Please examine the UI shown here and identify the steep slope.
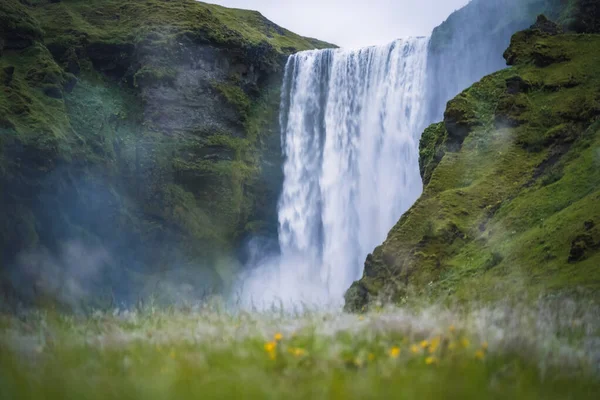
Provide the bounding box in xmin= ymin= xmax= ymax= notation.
xmin=346 ymin=15 xmax=600 ymax=311
xmin=426 ymin=0 xmax=598 ymax=122
xmin=0 ymin=0 xmax=334 ymax=306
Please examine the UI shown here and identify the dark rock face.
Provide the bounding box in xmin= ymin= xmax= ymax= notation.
xmin=0 ymin=0 xmax=333 ymax=307
xmin=43 ymin=85 xmax=62 ymax=99
xmin=531 ymin=14 xmax=563 ymax=35
xmin=139 ymin=44 xmax=246 ymax=137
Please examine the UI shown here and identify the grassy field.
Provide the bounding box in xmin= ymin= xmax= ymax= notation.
xmin=1 ymin=299 xmax=599 ymax=399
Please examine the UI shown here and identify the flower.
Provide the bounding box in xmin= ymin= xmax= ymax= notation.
xmin=449 ymin=325 xmax=456 ymax=333
xmin=264 ymin=341 xmax=277 ymax=360
xmin=274 ymin=333 xmax=283 ymax=341
xmin=461 ymin=338 xmax=471 ymax=348
xmin=288 ymin=347 xmax=305 ymax=357
xmin=481 ymin=341 xmax=489 ymax=350
xmin=425 ymin=356 xmax=438 ymax=365
xmin=368 ymin=353 xmax=375 ymax=361
xmin=169 ymin=350 xmax=176 ymax=359
xmin=410 ymin=344 xmax=420 ymax=354
xmin=264 ymin=341 xmax=277 ymax=352
xmin=475 ymin=350 xmax=485 ymax=360
xmin=448 ymin=342 xmax=457 ymax=351
xmin=420 ymin=340 xmax=429 ymax=349
xmin=389 ymin=347 xmax=401 ymax=358
xmin=429 ymin=337 xmax=441 ymax=353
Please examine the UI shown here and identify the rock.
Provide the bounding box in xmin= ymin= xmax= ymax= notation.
xmin=63 ymin=74 xmax=78 ymax=93
xmin=344 ymin=282 xmax=369 ymax=313
xmin=530 ymin=14 xmax=563 ymax=35
xmin=43 ymin=86 xmax=63 ymax=99
xmin=3 ymin=66 xmax=15 ymax=86
xmin=505 ymin=76 xmax=531 ymax=95
xmin=584 ymin=220 xmax=595 ymax=231
xmin=568 ymin=234 xmax=595 ymax=263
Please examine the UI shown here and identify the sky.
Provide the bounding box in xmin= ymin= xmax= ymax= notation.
xmin=207 ymin=0 xmax=471 ymax=48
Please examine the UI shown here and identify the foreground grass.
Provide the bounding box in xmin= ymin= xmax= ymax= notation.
xmin=1 ymin=300 xmax=599 ymax=399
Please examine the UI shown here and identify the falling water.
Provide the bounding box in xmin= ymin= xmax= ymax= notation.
xmin=241 ymin=38 xmax=430 ymax=308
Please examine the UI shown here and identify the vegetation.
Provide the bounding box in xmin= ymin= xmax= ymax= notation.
xmin=1 ymin=300 xmax=599 ymax=399
xmin=0 ymin=0 xmax=335 ymax=305
xmin=346 ymin=17 xmax=600 ymax=311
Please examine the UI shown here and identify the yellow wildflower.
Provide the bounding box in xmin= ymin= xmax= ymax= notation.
xmin=475 ymin=350 xmax=485 ymax=360
xmin=274 ymin=333 xmax=283 ymax=341
xmin=359 ymin=316 xmax=365 ymax=321
xmin=368 ymin=353 xmax=375 ymax=361
xmin=425 ymin=356 xmax=438 ymax=365
xmin=420 ymin=340 xmax=429 ymax=349
xmin=410 ymin=344 xmax=420 ymax=354
xmin=264 ymin=341 xmax=277 ymax=352
xmin=448 ymin=342 xmax=457 ymax=351
xmin=461 ymin=338 xmax=471 ymax=348
xmin=389 ymin=347 xmax=401 ymax=358
xmin=293 ymin=348 xmax=306 ymax=357
xmin=429 ymin=337 xmax=441 ymax=353
xmin=481 ymin=341 xmax=489 ymax=350
xmin=169 ymin=350 xmax=176 ymax=359
xmin=449 ymin=325 xmax=456 ymax=333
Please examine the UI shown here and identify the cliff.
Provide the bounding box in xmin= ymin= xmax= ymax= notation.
xmin=346 ymin=10 xmax=600 ymax=311
xmin=426 ymin=0 xmax=598 ymax=122
xmin=0 ymin=0 xmax=333 ymax=306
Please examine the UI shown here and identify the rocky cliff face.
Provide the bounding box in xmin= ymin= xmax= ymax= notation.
xmin=0 ymin=0 xmax=333 ymax=307
xmin=346 ymin=10 xmax=600 ymax=311
xmin=425 ymin=0 xmax=594 ymax=122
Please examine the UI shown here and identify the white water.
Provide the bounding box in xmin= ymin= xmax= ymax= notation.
xmin=241 ymin=38 xmax=430 ymax=308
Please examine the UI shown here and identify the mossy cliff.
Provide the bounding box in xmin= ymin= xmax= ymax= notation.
xmin=345 ymin=14 xmax=600 ymax=311
xmin=426 ymin=0 xmax=599 ymax=121
xmin=0 ymin=0 xmax=333 ymax=304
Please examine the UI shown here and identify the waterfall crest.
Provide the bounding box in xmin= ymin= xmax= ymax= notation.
xmin=241 ymin=38 xmax=430 ymax=307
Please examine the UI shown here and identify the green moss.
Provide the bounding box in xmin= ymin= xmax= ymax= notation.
xmin=133 ymin=66 xmax=177 ymax=88
xmin=346 ymin=29 xmax=600 ymax=311
xmin=27 ymin=0 xmax=334 ymax=55
xmin=213 ymin=82 xmax=252 ymax=120
xmin=419 ymin=123 xmax=448 ymax=186
xmin=0 ymin=0 xmax=333 ymax=301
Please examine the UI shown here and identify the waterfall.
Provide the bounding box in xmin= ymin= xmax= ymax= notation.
xmin=241 ymin=38 xmax=430 ymax=308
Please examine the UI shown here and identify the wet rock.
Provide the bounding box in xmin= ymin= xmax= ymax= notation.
xmin=63 ymin=74 xmax=78 ymax=93
xmin=344 ymin=281 xmax=369 ymax=313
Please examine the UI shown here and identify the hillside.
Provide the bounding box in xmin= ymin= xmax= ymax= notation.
xmin=346 ymin=13 xmax=600 ymax=310
xmin=0 ymin=0 xmax=334 ymax=307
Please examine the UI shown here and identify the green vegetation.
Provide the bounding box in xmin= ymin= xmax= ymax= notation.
xmin=346 ymin=20 xmax=600 ymax=311
xmin=1 ymin=302 xmax=598 ymax=399
xmin=0 ymin=0 xmax=335 ymax=304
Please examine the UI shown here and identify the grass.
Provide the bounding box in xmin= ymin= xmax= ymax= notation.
xmin=1 ymin=300 xmax=599 ymax=399
xmin=28 ymin=0 xmax=335 ymax=54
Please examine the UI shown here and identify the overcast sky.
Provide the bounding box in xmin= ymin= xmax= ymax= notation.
xmin=207 ymin=0 xmax=470 ymax=48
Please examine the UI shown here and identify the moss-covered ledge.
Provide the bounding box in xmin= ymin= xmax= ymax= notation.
xmin=345 ymin=18 xmax=600 ymax=312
